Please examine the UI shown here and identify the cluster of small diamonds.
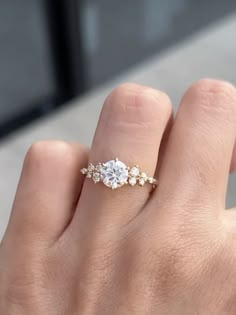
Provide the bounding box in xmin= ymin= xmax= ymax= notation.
xmin=128 ymin=166 xmax=156 ymax=187
xmin=81 ymin=163 xmax=103 ymax=184
xmin=81 ymin=161 xmax=157 ymax=189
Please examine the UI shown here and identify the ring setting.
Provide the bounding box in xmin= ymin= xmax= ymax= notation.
xmin=81 ymin=158 xmax=157 ymax=190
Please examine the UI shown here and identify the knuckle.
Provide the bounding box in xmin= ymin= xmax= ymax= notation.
xmin=183 ymin=78 xmax=236 ymax=118
xmin=24 ymin=140 xmax=73 ymax=170
xmin=104 ymin=83 xmax=172 ymax=123
xmin=106 ymin=83 xmax=148 ymax=111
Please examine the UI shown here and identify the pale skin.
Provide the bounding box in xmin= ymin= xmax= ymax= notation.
xmin=1 ymin=79 xmax=236 ymax=314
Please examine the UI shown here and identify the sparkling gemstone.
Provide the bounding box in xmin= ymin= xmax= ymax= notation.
xmin=81 ymin=168 xmax=87 ymax=175
xmin=129 ymin=177 xmax=137 ymax=186
xmin=86 ymin=172 xmax=92 ymax=178
xmin=95 ymin=163 xmax=102 ymax=172
xmin=139 ymin=178 xmax=146 ymax=186
xmin=93 ymin=172 xmax=101 ymax=183
xmin=101 ymin=160 xmax=128 ymax=189
xmin=148 ymin=177 xmax=156 ymax=184
xmin=88 ymin=163 xmax=95 ymax=172
xmin=140 ymin=172 xmax=148 ymax=180
xmin=130 ymin=166 xmax=139 ymax=177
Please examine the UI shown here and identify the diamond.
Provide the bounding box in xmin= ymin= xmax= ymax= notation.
xmin=139 ymin=172 xmax=148 ymax=186
xmin=101 ymin=159 xmax=129 ymax=189
xmin=88 ymin=163 xmax=95 ymax=172
xmin=140 ymin=172 xmax=148 ymax=180
xmin=148 ymin=177 xmax=156 ymax=184
xmin=93 ymin=172 xmax=100 ymax=183
xmin=129 ymin=177 xmax=137 ymax=186
xmin=130 ymin=166 xmax=139 ymax=177
xmin=86 ymin=172 xmax=92 ymax=178
xmin=81 ymin=168 xmax=87 ymax=175
xmin=95 ymin=163 xmax=102 ymax=172
xmin=139 ymin=178 xmax=145 ymax=186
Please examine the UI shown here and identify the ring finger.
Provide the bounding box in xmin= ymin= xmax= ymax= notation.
xmin=72 ymin=83 xmax=172 ymax=231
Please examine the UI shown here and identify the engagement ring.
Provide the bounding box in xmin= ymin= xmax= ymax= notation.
xmin=81 ymin=158 xmax=157 ymax=190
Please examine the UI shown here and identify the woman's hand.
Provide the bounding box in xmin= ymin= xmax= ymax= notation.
xmin=1 ymin=79 xmax=236 ymax=314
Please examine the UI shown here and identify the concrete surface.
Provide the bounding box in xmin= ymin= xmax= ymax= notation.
xmin=0 ymin=13 xmax=236 ymax=240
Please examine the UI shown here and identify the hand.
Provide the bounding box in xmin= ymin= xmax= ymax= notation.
xmin=1 ymin=80 xmax=236 ymax=314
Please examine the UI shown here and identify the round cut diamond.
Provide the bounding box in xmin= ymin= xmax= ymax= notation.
xmin=95 ymin=163 xmax=102 ymax=172
xmin=81 ymin=168 xmax=88 ymax=175
xmin=140 ymin=172 xmax=148 ymax=180
xmin=139 ymin=172 xmax=148 ymax=186
xmin=130 ymin=166 xmax=139 ymax=177
xmin=86 ymin=172 xmax=92 ymax=178
xmin=88 ymin=163 xmax=95 ymax=172
xmin=148 ymin=177 xmax=156 ymax=184
xmin=139 ymin=178 xmax=146 ymax=186
xmin=93 ymin=172 xmax=101 ymax=183
xmin=129 ymin=177 xmax=137 ymax=186
xmin=101 ymin=160 xmax=128 ymax=189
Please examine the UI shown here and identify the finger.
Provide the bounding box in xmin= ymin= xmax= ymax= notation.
xmin=153 ymin=79 xmax=236 ymax=215
xmin=223 ymin=210 xmax=236 ymax=239
xmin=72 ymin=83 xmax=172 ymax=230
xmin=230 ymin=142 xmax=236 ymax=173
xmin=3 ymin=141 xmax=88 ymax=245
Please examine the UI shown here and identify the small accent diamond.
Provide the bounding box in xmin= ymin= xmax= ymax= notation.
xmin=130 ymin=166 xmax=139 ymax=177
xmin=93 ymin=172 xmax=100 ymax=183
xmin=139 ymin=178 xmax=146 ymax=186
xmin=140 ymin=172 xmax=148 ymax=180
xmin=148 ymin=177 xmax=156 ymax=184
xmin=129 ymin=177 xmax=137 ymax=186
xmin=88 ymin=163 xmax=95 ymax=172
xmin=95 ymin=163 xmax=102 ymax=172
xmin=81 ymin=168 xmax=87 ymax=175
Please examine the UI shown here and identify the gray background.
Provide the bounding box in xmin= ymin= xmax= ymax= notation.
xmin=1 ymin=0 xmax=236 ymax=125
xmin=82 ymin=0 xmax=236 ymax=86
xmin=0 ymin=0 xmax=55 ymax=124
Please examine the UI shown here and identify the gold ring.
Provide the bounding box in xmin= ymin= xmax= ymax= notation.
xmin=81 ymin=158 xmax=157 ymax=190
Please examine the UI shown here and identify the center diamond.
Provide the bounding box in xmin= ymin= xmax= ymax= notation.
xmin=101 ymin=159 xmax=128 ymax=189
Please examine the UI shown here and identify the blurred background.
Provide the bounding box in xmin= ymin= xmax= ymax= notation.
xmin=1 ymin=0 xmax=236 ymax=138
xmin=0 ymin=1 xmax=236 ymax=238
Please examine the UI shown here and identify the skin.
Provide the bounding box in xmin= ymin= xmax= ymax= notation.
xmin=0 ymin=79 xmax=236 ymax=314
